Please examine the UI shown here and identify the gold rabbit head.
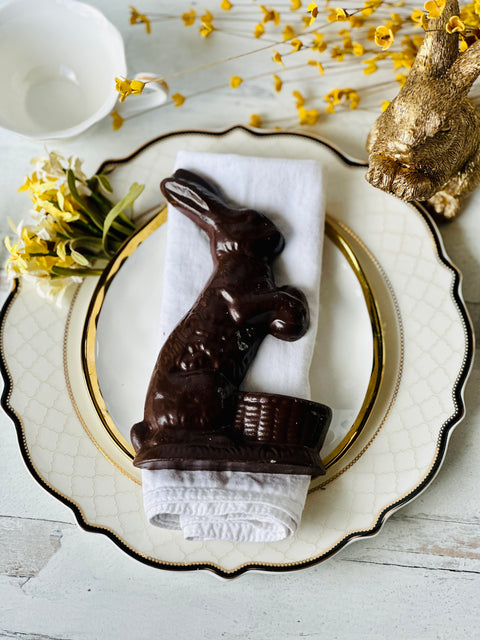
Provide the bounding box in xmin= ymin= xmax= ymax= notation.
xmin=366 ymin=0 xmax=480 ymax=219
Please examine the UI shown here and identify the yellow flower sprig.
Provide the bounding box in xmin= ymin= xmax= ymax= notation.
xmin=293 ymin=90 xmax=320 ymax=125
xmin=119 ymin=0 xmax=480 ymax=130
xmin=115 ymin=76 xmax=169 ymax=103
xmin=324 ymin=87 xmax=360 ymax=113
xmin=374 ymin=25 xmax=395 ymax=50
xmin=115 ymin=77 xmax=147 ymax=102
xmin=5 ymin=152 xmax=144 ymax=301
xmin=129 ymin=5 xmax=151 ymax=33
xmin=424 ymin=0 xmax=446 ymax=19
xmin=446 ymin=15 xmax=466 ymax=33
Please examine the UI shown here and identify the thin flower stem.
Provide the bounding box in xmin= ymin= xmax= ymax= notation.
xmin=212 ymin=28 xmax=281 ymax=43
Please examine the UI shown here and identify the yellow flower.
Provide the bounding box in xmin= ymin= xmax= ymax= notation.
xmin=115 ymin=77 xmax=132 ymax=102
xmin=293 ymin=90 xmax=305 ymax=107
xmin=308 ymin=2 xmax=319 ymax=24
xmin=308 ymin=2 xmax=319 ymax=17
xmin=290 ymin=38 xmax=303 ymax=51
xmin=389 ymin=13 xmax=403 ymax=28
xmin=6 ymin=151 xmax=143 ymax=297
xmin=130 ymin=79 xmax=146 ymax=95
xmin=249 ymin=114 xmax=262 ymax=128
xmin=331 ymin=46 xmax=345 ymax=61
xmin=254 ymin=23 xmax=265 ymax=38
xmin=362 ymin=2 xmax=377 ymax=17
xmin=349 ymin=15 xmax=365 ymax=28
xmin=172 ymin=93 xmax=185 ymax=107
xmin=308 ymin=59 xmax=325 ymax=74
xmin=273 ymin=74 xmax=283 ymax=92
xmin=201 ymin=10 xmax=214 ymax=24
xmin=324 ymin=87 xmax=360 ymax=112
xmin=273 ymin=51 xmax=284 ymax=65
xmin=411 ymin=9 xmax=428 ymax=28
xmin=374 ymin=25 xmax=395 ymax=50
xmin=340 ymin=28 xmax=353 ymax=50
xmin=324 ymin=88 xmax=340 ymax=106
xmin=412 ymin=33 xmax=424 ymax=48
xmin=200 ymin=21 xmax=215 ymax=37
xmin=328 ymin=7 xmax=349 ymax=22
xmin=129 ymin=6 xmax=151 ymax=34
xmin=298 ymin=107 xmax=319 ymax=125
xmin=367 ymin=24 xmax=377 ymax=40
xmin=283 ymin=24 xmax=295 ymax=40
xmin=110 ymin=110 xmax=124 ymax=130
xmin=290 ymin=0 xmax=302 ymax=10
xmin=261 ymin=6 xmax=281 ymax=25
xmin=182 ymin=8 xmax=196 ymax=26
xmin=353 ymin=42 xmax=365 ymax=56
xmin=114 ymin=77 xmax=150 ymax=102
xmin=381 ymin=100 xmax=391 ymax=112
xmin=221 ymin=0 xmax=233 ymax=9
xmin=311 ymin=32 xmax=327 ymax=53
xmin=446 ymin=15 xmax=466 ymax=33
xmin=424 ymin=0 xmax=445 ymax=19
xmin=230 ymin=76 xmax=243 ymax=88
xmin=395 ymin=73 xmax=407 ymax=87
xmin=56 ymin=240 xmax=68 ymax=261
xmin=348 ymin=90 xmax=360 ymax=109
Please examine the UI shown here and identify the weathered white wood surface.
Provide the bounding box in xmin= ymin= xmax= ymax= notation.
xmin=0 ymin=1 xmax=479 ymax=638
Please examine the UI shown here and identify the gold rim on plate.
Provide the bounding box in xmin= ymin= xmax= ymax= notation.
xmin=81 ymin=209 xmax=385 ymax=474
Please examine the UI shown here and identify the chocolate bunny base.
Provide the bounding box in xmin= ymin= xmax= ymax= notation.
xmin=130 ymin=169 xmax=332 ymax=477
xmin=132 ymin=391 xmax=332 ymax=476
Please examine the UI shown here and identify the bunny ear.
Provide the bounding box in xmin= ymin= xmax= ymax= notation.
xmin=412 ymin=0 xmax=459 ymax=76
xmin=161 ymin=175 xmax=210 ymax=213
xmin=160 ymin=170 xmax=227 ymax=232
xmin=173 ymin=169 xmax=223 ymax=198
xmin=449 ymin=39 xmax=480 ymax=93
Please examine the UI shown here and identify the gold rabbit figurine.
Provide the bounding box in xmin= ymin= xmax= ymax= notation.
xmin=366 ymin=0 xmax=480 ymax=219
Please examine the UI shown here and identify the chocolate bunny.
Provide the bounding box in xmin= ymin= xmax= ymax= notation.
xmin=366 ymin=0 xmax=480 ymax=219
xmin=131 ymin=169 xmax=331 ymax=474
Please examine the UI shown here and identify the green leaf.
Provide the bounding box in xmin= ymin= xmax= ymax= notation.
xmin=94 ymin=173 xmax=113 ymax=193
xmin=66 ymin=170 xmax=104 ymax=231
xmin=102 ymin=183 xmax=144 ymax=252
xmin=51 ymin=265 xmax=104 ymax=277
xmin=70 ymin=247 xmax=91 ymax=267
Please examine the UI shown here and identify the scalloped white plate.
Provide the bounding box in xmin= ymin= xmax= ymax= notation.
xmin=0 ymin=127 xmax=473 ymax=577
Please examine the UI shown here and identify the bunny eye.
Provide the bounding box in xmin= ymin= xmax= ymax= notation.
xmin=440 ymin=125 xmax=451 ymax=133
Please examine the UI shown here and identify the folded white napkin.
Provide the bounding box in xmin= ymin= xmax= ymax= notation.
xmin=142 ymin=151 xmax=326 ymax=542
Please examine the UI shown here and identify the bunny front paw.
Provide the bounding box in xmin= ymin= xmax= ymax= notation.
xmin=366 ymin=155 xmax=437 ymax=201
xmin=269 ymin=286 xmax=309 ymax=342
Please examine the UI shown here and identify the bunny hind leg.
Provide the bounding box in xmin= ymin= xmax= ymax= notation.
xmin=425 ymin=190 xmax=461 ymax=220
xmin=424 ymin=143 xmax=480 ymax=220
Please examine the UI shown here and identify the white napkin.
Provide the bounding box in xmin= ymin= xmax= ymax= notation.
xmin=142 ymin=151 xmax=326 ymax=542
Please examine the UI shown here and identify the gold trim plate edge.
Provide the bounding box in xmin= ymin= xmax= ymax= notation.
xmin=80 ymin=209 xmax=385 ymax=476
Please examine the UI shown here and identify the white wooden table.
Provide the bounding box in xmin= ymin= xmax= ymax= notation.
xmin=0 ymin=2 xmax=479 ymax=637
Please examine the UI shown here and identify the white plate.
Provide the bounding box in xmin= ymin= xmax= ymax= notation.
xmin=0 ymin=127 xmax=473 ymax=577
xmin=75 ymin=211 xmax=390 ymax=484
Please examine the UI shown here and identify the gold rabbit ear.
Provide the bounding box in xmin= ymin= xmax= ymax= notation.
xmin=449 ymin=39 xmax=480 ymax=93
xmin=413 ymin=0 xmax=459 ymax=75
